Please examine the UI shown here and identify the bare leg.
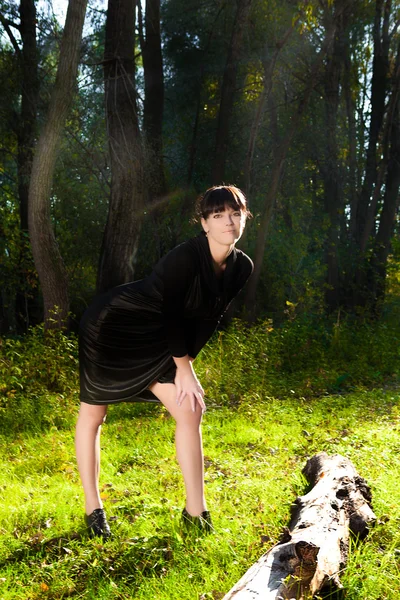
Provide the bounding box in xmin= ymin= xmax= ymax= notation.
xmin=75 ymin=402 xmax=108 ymax=515
xmin=149 ymin=381 xmax=206 ymax=516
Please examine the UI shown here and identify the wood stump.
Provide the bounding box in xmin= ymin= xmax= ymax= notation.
xmin=223 ymin=452 xmax=376 ymax=600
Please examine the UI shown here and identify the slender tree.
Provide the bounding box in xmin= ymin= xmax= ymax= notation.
xmin=351 ymin=0 xmax=391 ymax=245
xmin=28 ymin=0 xmax=88 ymax=329
xmin=138 ymin=0 xmax=166 ymax=198
xmin=17 ymin=0 xmax=38 ymax=233
xmin=320 ymin=0 xmax=352 ymax=311
xmin=15 ymin=0 xmax=40 ymax=331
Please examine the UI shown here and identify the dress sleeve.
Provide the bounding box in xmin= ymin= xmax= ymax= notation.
xmin=189 ymin=318 xmax=219 ymax=359
xmin=158 ymin=245 xmax=197 ymax=358
xmin=228 ymin=252 xmax=254 ymax=302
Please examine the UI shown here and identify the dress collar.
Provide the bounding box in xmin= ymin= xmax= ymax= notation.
xmin=191 ymin=232 xmax=237 ymax=296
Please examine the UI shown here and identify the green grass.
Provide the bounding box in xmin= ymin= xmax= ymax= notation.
xmin=0 ymin=390 xmax=400 ymax=599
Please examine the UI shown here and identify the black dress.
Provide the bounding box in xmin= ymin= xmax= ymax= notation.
xmin=79 ymin=232 xmax=253 ymax=405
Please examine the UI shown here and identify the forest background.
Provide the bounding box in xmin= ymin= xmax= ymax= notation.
xmin=1 ymin=0 xmax=400 ymax=333
xmin=1 ymin=1 xmax=400 ymax=599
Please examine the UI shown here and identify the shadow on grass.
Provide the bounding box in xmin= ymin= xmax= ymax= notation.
xmin=0 ymin=530 xmax=177 ymax=597
xmin=317 ymin=590 xmax=346 ymax=600
xmin=0 ymin=529 xmax=175 ymax=568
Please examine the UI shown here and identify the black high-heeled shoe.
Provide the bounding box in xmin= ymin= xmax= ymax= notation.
xmin=181 ymin=508 xmax=213 ymax=533
xmin=85 ymin=508 xmax=111 ymax=540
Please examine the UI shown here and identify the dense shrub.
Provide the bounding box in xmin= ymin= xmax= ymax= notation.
xmin=198 ymin=311 xmax=400 ymax=404
xmin=0 ymin=325 xmax=79 ymax=433
xmin=0 ymin=310 xmax=399 ymax=433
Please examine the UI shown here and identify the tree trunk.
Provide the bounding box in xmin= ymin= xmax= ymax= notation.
xmin=97 ymin=0 xmax=146 ymax=293
xmin=321 ymin=1 xmax=351 ymax=311
xmin=18 ymin=0 xmax=38 ymax=233
xmin=138 ymin=0 xmax=166 ymax=198
xmin=28 ymin=0 xmax=88 ymax=329
xmin=223 ymin=453 xmax=376 ymax=600
xmin=211 ymin=0 xmax=252 ymax=185
xmin=15 ymin=0 xmax=40 ymax=332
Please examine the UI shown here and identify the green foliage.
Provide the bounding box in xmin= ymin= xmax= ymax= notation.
xmin=0 ymin=326 xmax=79 ymax=433
xmin=198 ymin=309 xmax=400 ymax=404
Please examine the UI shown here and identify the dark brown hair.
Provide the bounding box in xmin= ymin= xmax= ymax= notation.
xmin=197 ymin=185 xmax=251 ymax=220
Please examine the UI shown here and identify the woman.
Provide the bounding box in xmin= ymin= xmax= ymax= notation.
xmin=76 ymin=185 xmax=253 ymax=539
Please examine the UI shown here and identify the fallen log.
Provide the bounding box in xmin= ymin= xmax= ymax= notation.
xmin=223 ymin=452 xmax=376 ymax=600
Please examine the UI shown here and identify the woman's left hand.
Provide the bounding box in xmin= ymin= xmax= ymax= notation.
xmin=173 ymin=355 xmax=206 ymax=413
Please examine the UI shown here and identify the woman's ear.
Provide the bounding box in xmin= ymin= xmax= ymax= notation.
xmin=201 ymin=217 xmax=208 ymax=233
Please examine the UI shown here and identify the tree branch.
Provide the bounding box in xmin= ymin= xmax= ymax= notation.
xmin=0 ymin=10 xmax=22 ymax=57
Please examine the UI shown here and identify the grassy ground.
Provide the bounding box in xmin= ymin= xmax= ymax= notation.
xmin=0 ymin=388 xmax=399 ymax=599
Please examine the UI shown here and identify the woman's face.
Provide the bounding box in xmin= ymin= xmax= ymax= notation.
xmin=201 ymin=206 xmax=246 ymax=247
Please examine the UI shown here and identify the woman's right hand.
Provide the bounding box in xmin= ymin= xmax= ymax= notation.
xmin=173 ymin=356 xmax=206 ymax=413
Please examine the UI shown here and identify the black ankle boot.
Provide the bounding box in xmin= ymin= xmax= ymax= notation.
xmin=85 ymin=508 xmax=111 ymax=540
xmin=182 ymin=508 xmax=213 ymax=533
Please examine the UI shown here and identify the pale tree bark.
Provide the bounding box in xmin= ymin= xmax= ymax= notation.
xmin=223 ymin=453 xmax=376 ymax=600
xmin=244 ymin=25 xmax=336 ymax=318
xmin=28 ymin=0 xmax=88 ymax=329
xmin=97 ymin=0 xmax=146 ymax=293
xmin=211 ymin=0 xmax=253 ymax=185
xmin=138 ymin=0 xmax=166 ymax=198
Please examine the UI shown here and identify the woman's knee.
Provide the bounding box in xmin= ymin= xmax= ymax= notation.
xmin=150 ymin=382 xmax=203 ymax=426
xmin=78 ymin=402 xmax=108 ymax=428
xmin=175 ymin=403 xmax=203 ymax=428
